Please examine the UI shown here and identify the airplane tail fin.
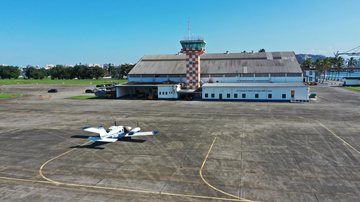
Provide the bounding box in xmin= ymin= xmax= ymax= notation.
xmin=98 ymin=127 xmax=107 ymax=139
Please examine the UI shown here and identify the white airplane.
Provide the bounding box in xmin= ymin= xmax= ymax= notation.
xmin=82 ymin=123 xmax=159 ymax=143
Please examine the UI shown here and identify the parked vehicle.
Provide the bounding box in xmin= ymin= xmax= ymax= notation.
xmin=96 ymin=84 xmax=106 ymax=88
xmin=48 ymin=89 xmax=58 ymax=93
xmin=307 ymin=82 xmax=317 ymax=86
xmin=85 ymin=89 xmax=94 ymax=93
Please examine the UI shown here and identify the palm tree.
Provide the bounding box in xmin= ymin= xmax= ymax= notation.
xmin=326 ymin=57 xmax=337 ymax=80
xmin=334 ymin=56 xmax=344 ymax=80
xmin=314 ymin=59 xmax=328 ymax=83
xmin=302 ymin=58 xmax=313 ymax=68
xmin=347 ymin=57 xmax=358 ymax=68
xmin=324 ymin=57 xmax=334 ymax=81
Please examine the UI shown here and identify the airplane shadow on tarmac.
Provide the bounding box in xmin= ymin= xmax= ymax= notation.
xmin=70 ymin=135 xmax=146 ymax=150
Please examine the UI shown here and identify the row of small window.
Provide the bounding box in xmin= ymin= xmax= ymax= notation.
xmin=159 ymin=91 xmax=174 ymax=95
xmin=204 ymin=93 xmax=292 ymax=99
xmin=130 ymin=73 xmax=303 ymax=78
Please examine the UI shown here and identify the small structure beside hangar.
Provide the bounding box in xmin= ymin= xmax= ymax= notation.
xmin=157 ymin=84 xmax=181 ymax=99
xmin=202 ymin=83 xmax=308 ymax=101
xmin=343 ymin=77 xmax=360 ymax=86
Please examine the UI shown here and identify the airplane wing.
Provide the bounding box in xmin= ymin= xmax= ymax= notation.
xmin=126 ymin=131 xmax=160 ymax=137
xmin=82 ymin=127 xmax=107 ymax=138
xmin=88 ymin=136 xmax=117 ymax=143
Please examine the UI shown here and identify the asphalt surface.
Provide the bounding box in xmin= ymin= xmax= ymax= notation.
xmin=0 ymin=84 xmax=359 ymax=202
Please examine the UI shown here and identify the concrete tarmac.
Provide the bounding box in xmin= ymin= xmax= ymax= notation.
xmin=0 ymin=85 xmax=359 ymax=201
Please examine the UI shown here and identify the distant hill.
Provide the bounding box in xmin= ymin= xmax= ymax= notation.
xmin=295 ymin=54 xmax=326 ymax=64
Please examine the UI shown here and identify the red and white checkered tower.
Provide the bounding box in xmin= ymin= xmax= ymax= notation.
xmin=180 ymin=39 xmax=206 ymax=90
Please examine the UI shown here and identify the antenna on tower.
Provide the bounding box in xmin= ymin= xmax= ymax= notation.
xmin=188 ymin=17 xmax=191 ymax=40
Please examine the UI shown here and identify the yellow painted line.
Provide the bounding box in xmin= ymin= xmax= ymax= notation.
xmin=36 ymin=140 xmax=246 ymax=201
xmin=0 ymin=176 xmax=53 ymax=184
xmin=318 ymin=122 xmax=360 ymax=155
xmin=39 ymin=141 xmax=93 ymax=184
xmin=0 ymin=176 xmax=245 ymax=201
xmin=199 ymin=136 xmax=254 ymax=202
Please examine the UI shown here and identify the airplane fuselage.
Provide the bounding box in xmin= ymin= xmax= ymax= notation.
xmin=82 ymin=125 xmax=158 ymax=143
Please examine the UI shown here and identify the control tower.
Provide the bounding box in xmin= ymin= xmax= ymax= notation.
xmin=180 ymin=39 xmax=206 ymax=90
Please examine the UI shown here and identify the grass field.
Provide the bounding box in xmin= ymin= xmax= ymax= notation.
xmin=0 ymin=93 xmax=25 ymax=99
xmin=0 ymin=79 xmax=127 ymax=85
xmin=346 ymin=86 xmax=360 ymax=91
xmin=66 ymin=95 xmax=99 ymax=100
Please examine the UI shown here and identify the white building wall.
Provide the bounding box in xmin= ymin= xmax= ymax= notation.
xmin=344 ymin=78 xmax=360 ymax=86
xmin=202 ymin=86 xmax=309 ymax=101
xmin=271 ymin=76 xmax=303 ymax=83
xmin=201 ymin=77 xmax=269 ymax=83
xmin=158 ymin=85 xmax=180 ymax=99
xmin=304 ymin=70 xmax=317 ymax=82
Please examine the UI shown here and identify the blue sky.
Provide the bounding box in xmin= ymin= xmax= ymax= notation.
xmin=1 ymin=0 xmax=359 ymax=66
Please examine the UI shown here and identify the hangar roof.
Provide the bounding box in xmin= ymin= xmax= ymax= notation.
xmin=129 ymin=52 xmax=302 ymax=75
xmin=343 ymin=77 xmax=360 ymax=80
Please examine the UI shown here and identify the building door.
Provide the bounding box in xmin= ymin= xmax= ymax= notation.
xmin=291 ymin=90 xmax=295 ymax=99
xmin=219 ymin=94 xmax=222 ymax=100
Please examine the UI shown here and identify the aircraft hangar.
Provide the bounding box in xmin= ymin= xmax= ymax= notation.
xmin=115 ymin=39 xmax=309 ymax=102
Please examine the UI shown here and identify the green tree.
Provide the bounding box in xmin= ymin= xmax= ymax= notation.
xmin=25 ymin=66 xmax=36 ymax=79
xmin=49 ymin=65 xmax=73 ymax=79
xmin=258 ymin=48 xmax=266 ymax=53
xmin=119 ymin=64 xmax=135 ymax=78
xmin=49 ymin=65 xmax=61 ymax=79
xmin=0 ymin=66 xmax=21 ymax=79
xmin=72 ymin=65 xmax=88 ymax=79
xmin=91 ymin=66 xmax=105 ymax=79
xmin=110 ymin=66 xmax=121 ymax=79
xmin=333 ymin=56 xmax=344 ymax=80
xmin=106 ymin=64 xmax=116 ymax=77
xmin=35 ymin=68 xmax=47 ymax=79
xmin=25 ymin=67 xmax=47 ymax=79
xmin=12 ymin=66 xmax=21 ymax=78
xmin=302 ymin=58 xmax=313 ymax=68
xmin=314 ymin=58 xmax=331 ymax=83
xmin=347 ymin=57 xmax=358 ymax=68
xmin=71 ymin=65 xmax=83 ymax=79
